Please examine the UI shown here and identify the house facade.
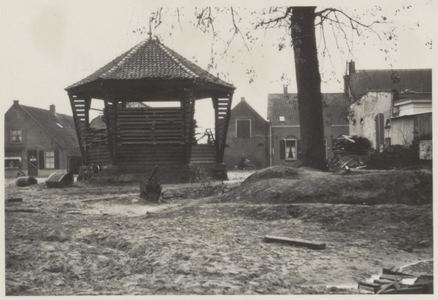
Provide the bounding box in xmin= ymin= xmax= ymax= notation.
xmin=346 ymin=62 xmax=432 ymax=150
xmin=268 ymin=86 xmax=350 ymax=166
xmin=223 ymin=97 xmax=269 ymax=169
xmin=4 ymin=100 xmax=81 ymax=178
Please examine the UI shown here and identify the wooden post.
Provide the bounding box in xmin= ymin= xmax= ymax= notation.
xmin=104 ymin=98 xmax=117 ymax=165
xmin=182 ymin=89 xmax=194 ymax=163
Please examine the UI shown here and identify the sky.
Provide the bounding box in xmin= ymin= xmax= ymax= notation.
xmin=0 ymin=0 xmax=436 ymax=134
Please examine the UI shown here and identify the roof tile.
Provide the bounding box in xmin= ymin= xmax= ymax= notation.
xmin=66 ymin=38 xmax=234 ymax=90
xmin=268 ymin=93 xmax=349 ymax=126
xmin=19 ymin=105 xmax=81 ymax=156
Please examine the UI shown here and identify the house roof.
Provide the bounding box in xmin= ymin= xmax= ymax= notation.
xmin=66 ymin=37 xmax=235 ymax=91
xmin=348 ymin=69 xmax=432 ymax=100
xmin=231 ymin=98 xmax=266 ymax=122
xmin=19 ymin=105 xmax=81 ymax=156
xmin=268 ymin=93 xmax=350 ymax=126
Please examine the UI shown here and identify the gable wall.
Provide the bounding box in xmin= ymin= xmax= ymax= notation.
xmin=4 ymin=105 xmax=69 ymax=175
xmin=223 ymin=102 xmax=269 ymax=169
xmin=349 ymin=91 xmax=393 ymax=150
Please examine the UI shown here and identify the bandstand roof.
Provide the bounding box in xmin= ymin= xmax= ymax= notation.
xmin=65 ymin=37 xmax=235 ymax=99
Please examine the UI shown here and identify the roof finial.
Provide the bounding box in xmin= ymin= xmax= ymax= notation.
xmin=148 ymin=16 xmax=153 ymax=39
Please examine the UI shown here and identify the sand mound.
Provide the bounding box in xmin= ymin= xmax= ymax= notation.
xmin=219 ymin=166 xmax=432 ymax=205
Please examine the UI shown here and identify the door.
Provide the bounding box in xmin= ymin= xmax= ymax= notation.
xmin=375 ymin=113 xmax=385 ymax=152
xmin=27 ymin=150 xmax=38 ymax=176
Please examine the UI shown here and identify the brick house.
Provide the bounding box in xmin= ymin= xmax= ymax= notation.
xmin=345 ymin=61 xmax=432 ymax=151
xmin=4 ymin=100 xmax=81 ymax=177
xmin=267 ymin=86 xmax=350 ymax=166
xmin=223 ymin=97 xmax=269 ymax=169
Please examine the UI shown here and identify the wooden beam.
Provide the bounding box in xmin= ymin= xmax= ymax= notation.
xmin=263 ymin=235 xmax=326 ymax=250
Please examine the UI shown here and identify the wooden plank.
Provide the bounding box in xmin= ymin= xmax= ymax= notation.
xmin=358 ymin=281 xmax=381 ymax=293
xmin=7 ymin=198 xmax=23 ymax=203
xmin=382 ymin=267 xmax=413 ymax=277
xmin=380 ymin=274 xmax=415 ymax=281
xmin=263 ymin=235 xmax=326 ymax=250
xmin=379 ymin=287 xmax=425 ymax=294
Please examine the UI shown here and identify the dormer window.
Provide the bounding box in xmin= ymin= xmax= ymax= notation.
xmin=279 ymin=116 xmax=285 ymax=123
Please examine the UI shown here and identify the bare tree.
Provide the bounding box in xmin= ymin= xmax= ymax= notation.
xmin=147 ymin=5 xmax=429 ymax=170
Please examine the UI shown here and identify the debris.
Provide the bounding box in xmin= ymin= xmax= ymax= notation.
xmin=382 ymin=266 xmax=413 ymax=276
xmin=140 ymin=166 xmax=162 ymax=202
xmin=7 ymin=198 xmax=23 ymax=203
xmin=15 ymin=176 xmax=38 ymax=187
xmin=5 ymin=208 xmax=39 ymax=213
xmin=45 ymin=173 xmax=74 ymax=188
xmin=369 ymin=268 xmax=433 ymax=294
xmin=358 ymin=281 xmax=381 ymax=293
xmin=380 ymin=274 xmax=415 ymax=281
xmin=263 ymin=235 xmax=326 ymax=250
xmin=328 ymin=135 xmax=372 ymax=172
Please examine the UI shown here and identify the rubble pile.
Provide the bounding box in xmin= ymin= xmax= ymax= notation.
xmin=358 ymin=267 xmax=433 ymax=294
xmin=328 ymin=135 xmax=372 ymax=172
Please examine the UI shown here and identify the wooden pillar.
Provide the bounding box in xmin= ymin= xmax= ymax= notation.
xmin=104 ymin=98 xmax=118 ymax=165
xmin=182 ymin=89 xmax=194 ymax=163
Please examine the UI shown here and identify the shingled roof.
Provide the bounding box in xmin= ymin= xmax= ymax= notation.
xmin=348 ymin=69 xmax=432 ymax=101
xmin=66 ymin=37 xmax=234 ymax=91
xmin=268 ymin=93 xmax=350 ymax=126
xmin=19 ymin=105 xmax=81 ymax=156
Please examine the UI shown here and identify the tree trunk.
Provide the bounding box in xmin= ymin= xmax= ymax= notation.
xmin=291 ymin=7 xmax=327 ymax=171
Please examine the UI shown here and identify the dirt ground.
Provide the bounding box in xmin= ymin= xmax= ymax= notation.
xmin=4 ymin=167 xmax=433 ymax=295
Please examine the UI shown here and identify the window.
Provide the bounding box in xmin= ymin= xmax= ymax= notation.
xmin=45 ymin=151 xmax=55 ymax=169
xmin=280 ymin=138 xmax=299 ymax=160
xmin=236 ymin=119 xmax=251 ymax=138
xmin=5 ymin=157 xmax=21 ymax=168
xmin=279 ymin=116 xmax=285 ymax=122
xmin=284 ymin=139 xmax=297 ymax=160
xmin=11 ymin=129 xmax=22 ymax=143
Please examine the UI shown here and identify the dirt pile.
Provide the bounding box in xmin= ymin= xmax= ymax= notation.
xmin=218 ymin=166 xmax=432 ymax=205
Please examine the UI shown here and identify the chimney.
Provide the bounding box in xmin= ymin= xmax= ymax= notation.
xmin=344 ymin=74 xmax=349 ymax=96
xmin=13 ymin=100 xmax=19 ymax=106
xmin=283 ymin=85 xmax=288 ymax=95
xmin=241 ymin=97 xmax=245 ymax=102
xmin=50 ymin=104 xmax=56 ymax=114
xmin=348 ymin=60 xmax=355 ymax=75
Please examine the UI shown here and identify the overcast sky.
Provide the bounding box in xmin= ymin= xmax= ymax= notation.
xmin=0 ymin=0 xmax=436 ymax=133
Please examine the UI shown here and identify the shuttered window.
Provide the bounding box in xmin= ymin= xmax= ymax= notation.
xmin=39 ymin=151 xmax=45 ymax=169
xmin=55 ymin=150 xmax=60 ymax=169
xmin=236 ymin=119 xmax=251 ymax=138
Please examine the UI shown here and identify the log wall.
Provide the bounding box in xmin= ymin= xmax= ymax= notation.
xmin=117 ymin=107 xmax=184 ymax=145
xmin=87 ymin=147 xmax=112 ymax=166
xmin=115 ymin=144 xmax=186 ymax=165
